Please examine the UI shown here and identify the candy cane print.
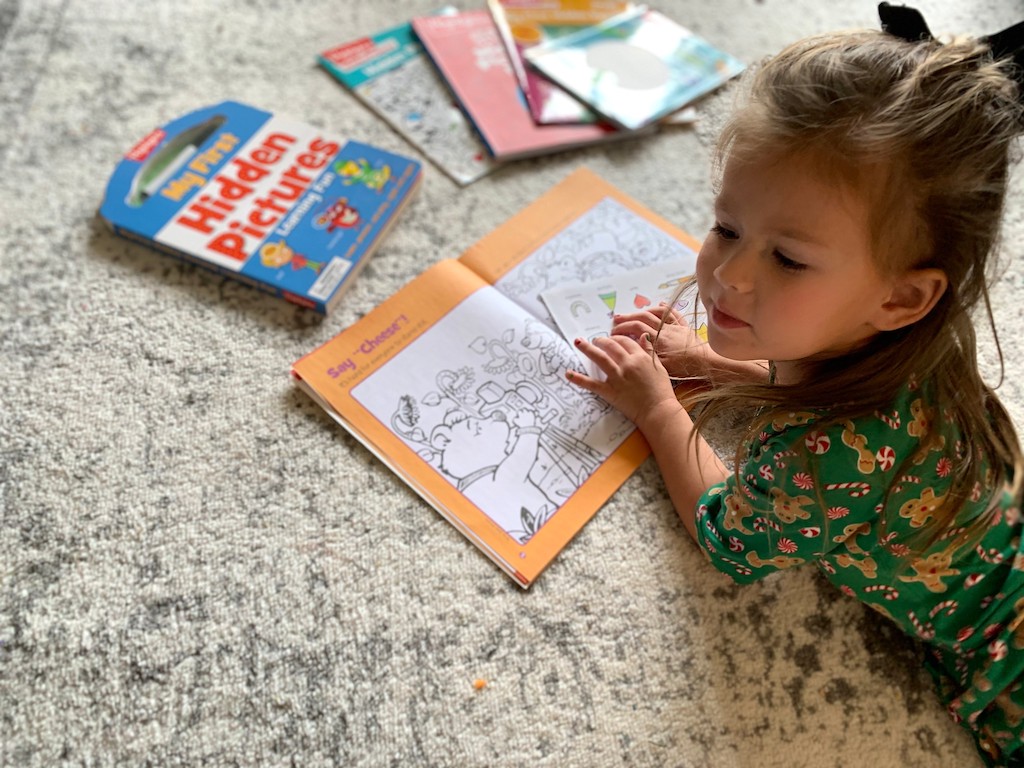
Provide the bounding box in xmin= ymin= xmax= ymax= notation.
xmin=948 ymin=705 xmax=964 ymax=725
xmin=775 ymin=449 xmax=799 ymax=468
xmin=753 ymin=516 xmax=782 ymax=532
xmin=824 ymin=481 xmax=872 ymax=498
xmin=907 ymin=611 xmax=936 ymax=640
xmin=941 ymin=525 xmax=968 ymax=542
xmin=894 ymin=474 xmax=921 ymax=493
xmin=975 ymin=546 xmax=1006 ymax=564
xmin=864 ymin=584 xmax=900 ymax=601
xmin=930 ymin=599 xmax=959 ymax=619
xmin=951 ymin=658 xmax=970 ymax=688
xmin=964 ymin=573 xmax=985 ymax=588
xmin=876 ymin=410 xmax=902 ymax=430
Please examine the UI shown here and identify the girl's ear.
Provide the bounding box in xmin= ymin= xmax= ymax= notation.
xmin=873 ymin=268 xmax=948 ymax=331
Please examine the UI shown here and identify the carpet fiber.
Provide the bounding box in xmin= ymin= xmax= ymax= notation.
xmin=3 ymin=1 xmax=1022 ymax=766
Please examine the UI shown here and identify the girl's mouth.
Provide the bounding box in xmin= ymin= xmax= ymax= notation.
xmin=711 ymin=304 xmax=750 ymax=330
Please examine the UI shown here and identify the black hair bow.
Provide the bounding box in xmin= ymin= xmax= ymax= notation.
xmin=878 ymin=2 xmax=1024 ymax=91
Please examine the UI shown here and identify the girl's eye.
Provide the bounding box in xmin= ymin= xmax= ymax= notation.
xmin=773 ymin=250 xmax=806 ymax=272
xmin=710 ymin=223 xmax=738 ymax=240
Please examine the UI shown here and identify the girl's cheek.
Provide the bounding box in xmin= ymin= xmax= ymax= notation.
xmin=695 ymin=262 xmax=713 ymax=300
xmin=695 ymin=244 xmax=718 ymax=278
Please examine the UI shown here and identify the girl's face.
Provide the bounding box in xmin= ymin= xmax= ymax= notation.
xmin=696 ymin=152 xmax=897 ymax=383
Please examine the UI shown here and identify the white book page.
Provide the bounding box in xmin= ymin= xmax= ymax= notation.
xmin=492 ymin=197 xmax=696 ymax=325
xmin=541 ymin=256 xmax=707 ymax=378
xmin=351 ymin=287 xmax=635 ymax=545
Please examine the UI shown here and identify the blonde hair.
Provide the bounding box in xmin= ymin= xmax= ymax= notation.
xmin=671 ymin=29 xmax=1024 ymax=553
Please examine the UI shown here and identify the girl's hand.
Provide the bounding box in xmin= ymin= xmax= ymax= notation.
xmin=612 ymin=303 xmax=770 ymax=384
xmin=566 ymin=334 xmax=680 ymax=430
xmin=569 ymin=328 xmax=733 ymax=549
xmin=610 ymin=304 xmax=709 ymax=381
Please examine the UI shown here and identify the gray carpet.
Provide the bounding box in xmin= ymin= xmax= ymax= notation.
xmin=3 ymin=1 xmax=1022 ymax=765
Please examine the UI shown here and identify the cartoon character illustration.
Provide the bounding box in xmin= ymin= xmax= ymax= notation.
xmin=492 ymin=198 xmax=691 ymax=308
xmin=429 ymin=407 xmax=559 ymax=543
xmin=259 ymin=239 xmax=323 ymax=273
xmin=333 ymin=158 xmax=391 ymax=191
xmin=383 ymin=325 xmax=608 ymax=545
xmin=314 ymin=197 xmax=361 ymax=232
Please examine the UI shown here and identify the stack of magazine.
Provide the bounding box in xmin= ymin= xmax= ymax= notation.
xmin=319 ymin=2 xmax=744 ymax=185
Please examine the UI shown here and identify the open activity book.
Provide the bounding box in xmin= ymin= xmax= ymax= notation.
xmin=291 ymin=169 xmax=702 ymax=587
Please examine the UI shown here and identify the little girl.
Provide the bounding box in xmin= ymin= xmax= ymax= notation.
xmin=567 ymin=7 xmax=1024 ymax=766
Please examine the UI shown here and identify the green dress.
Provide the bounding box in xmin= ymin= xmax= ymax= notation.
xmin=695 ymin=378 xmax=1024 ymax=767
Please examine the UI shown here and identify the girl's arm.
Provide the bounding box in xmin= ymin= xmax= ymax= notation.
xmin=566 ymin=334 xmax=729 ymax=543
xmin=633 ymin=398 xmax=729 ymax=542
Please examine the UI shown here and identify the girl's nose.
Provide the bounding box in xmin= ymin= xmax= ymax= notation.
xmin=713 ymin=245 xmax=757 ymax=293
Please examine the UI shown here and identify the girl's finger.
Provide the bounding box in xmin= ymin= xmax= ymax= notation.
xmin=597 ymin=334 xmax=646 ymax=361
xmin=609 ymin=321 xmax=643 ymax=340
xmin=564 ymin=367 xmax=600 ymax=392
xmin=613 ymin=310 xmax=659 ymax=327
xmin=574 ymin=336 xmax=618 ymax=368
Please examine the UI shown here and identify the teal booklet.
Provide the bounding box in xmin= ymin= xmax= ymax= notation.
xmin=525 ymin=7 xmax=745 ymax=130
xmin=319 ymin=16 xmax=498 ymax=186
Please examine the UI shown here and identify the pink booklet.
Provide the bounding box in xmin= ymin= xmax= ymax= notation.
xmin=412 ymin=10 xmax=644 ymax=160
xmin=487 ymin=0 xmax=632 ymax=125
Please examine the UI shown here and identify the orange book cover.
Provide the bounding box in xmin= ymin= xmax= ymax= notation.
xmin=290 ymin=168 xmax=701 ymax=586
